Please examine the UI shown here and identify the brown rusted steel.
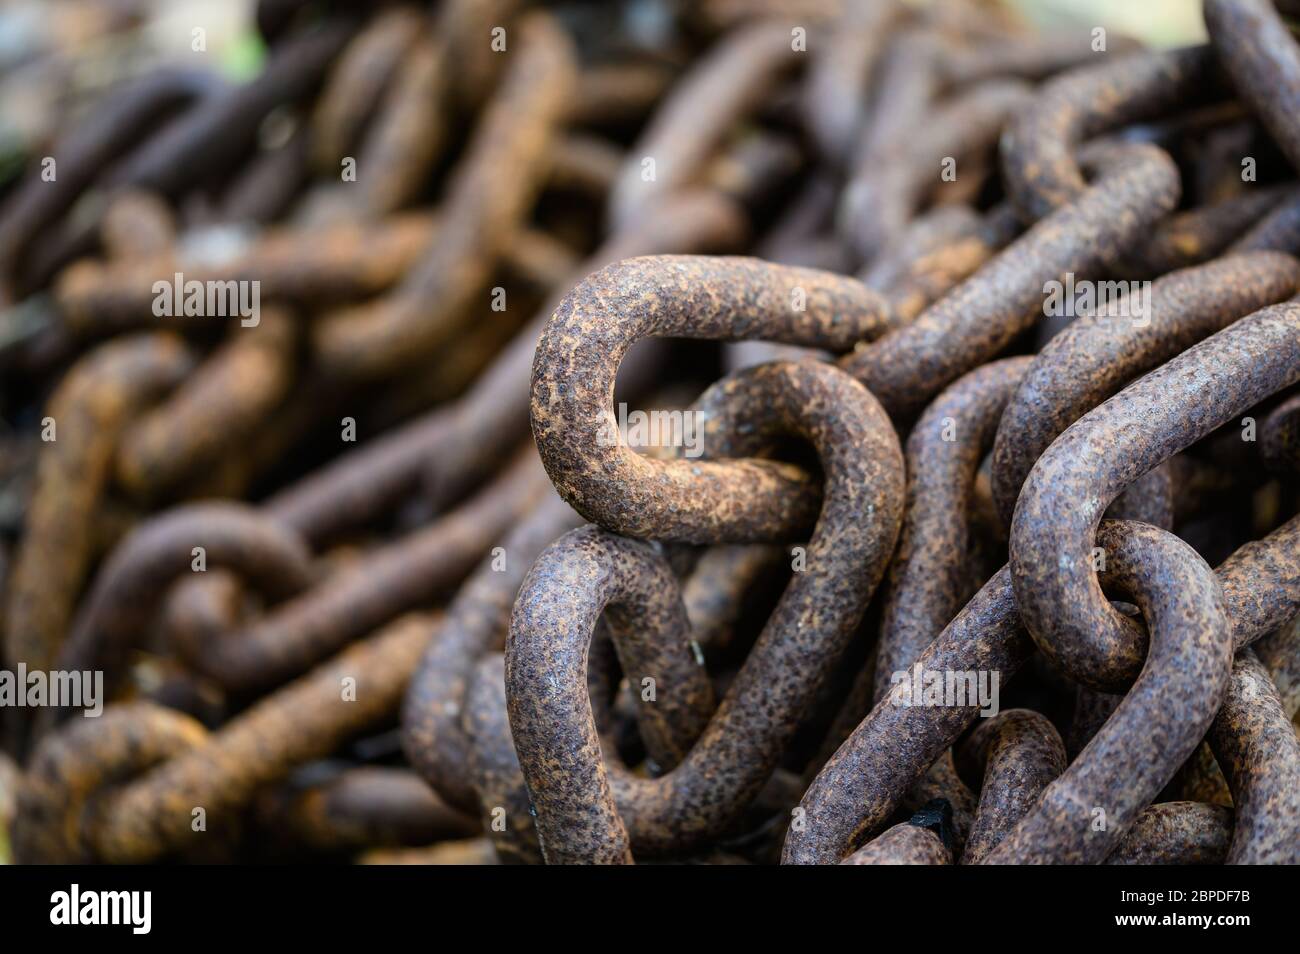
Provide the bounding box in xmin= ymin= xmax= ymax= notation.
xmin=108 ymin=19 xmax=357 ymax=198
xmin=783 ymin=566 xmax=1032 ymax=865
xmin=802 ymin=0 xmax=904 ymax=164
xmin=838 ymin=142 xmax=1180 ymax=419
xmin=256 ymin=766 xmax=480 ymax=852
xmin=564 ymin=62 xmax=674 ymax=129
xmin=866 ymin=203 xmax=1022 ymax=325
xmin=360 ymin=838 xmax=500 ymax=866
xmin=839 ymin=816 xmax=952 ymax=866
xmin=438 ymin=0 xmax=523 ymax=109
xmin=462 ymin=651 xmax=554 ymax=864
xmin=55 ymin=213 xmax=429 ymax=336
xmin=841 ymin=79 xmax=1031 ymax=262
xmin=1254 ymin=615 xmax=1300 ymax=718
xmin=991 ymin=252 xmax=1300 ymax=528
xmin=1206 ymin=0 xmax=1300 ymax=176
xmin=1010 ymin=302 xmax=1300 ymax=691
xmin=1232 ymin=190 xmax=1300 ymax=254
xmin=3 ymin=334 xmax=193 ymax=676
xmin=1000 ymin=46 xmax=1221 ymax=224
xmin=401 ymin=492 xmax=583 ymax=813
xmin=175 ymin=450 xmax=549 ymax=693
xmin=546 ymin=134 xmax=625 ymax=200
xmin=1214 ymin=511 xmax=1300 ymax=649
xmin=873 ymin=357 xmax=1031 ymax=703
xmin=958 ymin=709 xmax=1066 ymax=864
xmin=267 ymin=190 xmax=746 ymax=545
xmin=1205 ymin=649 xmax=1300 ymax=864
xmin=532 ymin=257 xmax=894 ymax=543
xmin=509 ymin=360 xmax=904 ymax=861
xmin=0 ymin=69 xmax=217 ymax=301
xmin=1104 ymin=802 xmax=1233 ymax=865
xmin=10 ymin=0 xmax=1300 ymax=872
xmin=346 ymin=31 xmax=447 ymax=216
xmin=310 ymin=5 xmax=425 ymax=175
xmin=421 ymin=191 xmax=749 ymax=513
xmin=899 ymin=751 xmax=976 ymax=857
xmin=0 ymin=748 xmax=16 ymax=863
xmin=986 ymin=521 xmax=1233 ymax=864
xmin=681 ymin=544 xmax=785 ymax=656
xmin=941 ymin=30 xmax=1140 ymax=87
xmin=694 ymin=0 xmax=844 ymax=32
xmin=1067 ymin=686 xmax=1124 ymax=760
xmin=217 ymin=119 xmax=311 ymax=226
xmin=1125 ymin=188 xmax=1298 ymax=276
xmin=312 ymin=13 xmax=576 ymax=380
xmin=115 ymin=310 xmax=298 ymax=501
xmin=17 ymin=614 xmax=431 ymax=863
xmin=52 ymin=502 xmax=314 ymax=706
xmin=608 ymin=21 xmax=800 ymax=232
xmin=1261 ymin=392 xmax=1300 ymax=474
xmin=788 ymin=501 xmax=1289 ymax=862
xmin=840 ymin=28 xmax=944 ymax=262
xmin=15 ymin=702 xmax=210 ymax=863
xmin=100 ymin=191 xmax=179 ymax=260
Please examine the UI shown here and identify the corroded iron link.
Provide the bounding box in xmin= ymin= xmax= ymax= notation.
xmin=1010 ymin=303 xmax=1300 ymax=691
xmin=510 ymin=360 xmax=903 ymax=861
xmin=532 ymin=256 xmax=895 ymax=542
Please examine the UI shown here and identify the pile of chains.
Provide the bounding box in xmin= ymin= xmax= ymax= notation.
xmin=1 ymin=0 xmax=1298 ymax=865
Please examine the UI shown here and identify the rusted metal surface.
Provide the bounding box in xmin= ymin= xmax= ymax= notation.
xmin=511 ymin=360 xmax=903 ymax=861
xmin=842 ymin=79 xmax=1031 ymax=262
xmin=310 ymin=6 xmax=425 ymax=175
xmin=402 ymin=493 xmax=585 ymax=813
xmin=53 ymin=503 xmax=314 ymax=700
xmin=7 ymin=0 xmax=1300 ymax=871
xmin=108 ymin=20 xmax=357 ymax=198
xmin=176 ymin=451 xmax=549 ymax=692
xmin=1000 ymin=46 xmax=1221 ymax=223
xmin=270 ymin=190 xmax=746 ymax=544
xmin=533 ymin=257 xmax=895 ymax=542
xmin=839 ymin=142 xmax=1180 ymax=419
xmin=256 ymin=766 xmax=480 ymax=852
xmin=1126 ymin=188 xmax=1297 ymax=275
xmin=1104 ymin=802 xmax=1233 ymax=865
xmin=116 ymin=310 xmax=298 ymax=500
xmin=346 ymin=32 xmax=447 ymax=217
xmin=839 ymin=818 xmax=952 ymax=865
xmin=312 ymin=13 xmax=576 ymax=380
xmin=1205 ymin=0 xmax=1300 ymax=175
xmin=4 ymin=335 xmax=193 ymax=676
xmin=784 ymin=567 xmax=1031 ymax=865
xmin=1206 ymin=649 xmax=1300 ymax=863
xmin=992 ymin=253 xmax=1300 ymax=528
xmin=608 ymin=22 xmax=800 ymax=231
xmin=1261 ymin=392 xmax=1300 ymax=474
xmin=987 ymin=522 xmax=1233 ymax=863
xmin=1011 ymin=303 xmax=1300 ymax=691
xmin=18 ymin=615 xmax=431 ymax=863
xmin=0 ymin=69 xmax=217 ymax=301
xmin=958 ymin=709 xmax=1066 ymax=864
xmin=874 ymin=357 xmax=1030 ymax=703
xmin=802 ymin=0 xmax=903 ymax=164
